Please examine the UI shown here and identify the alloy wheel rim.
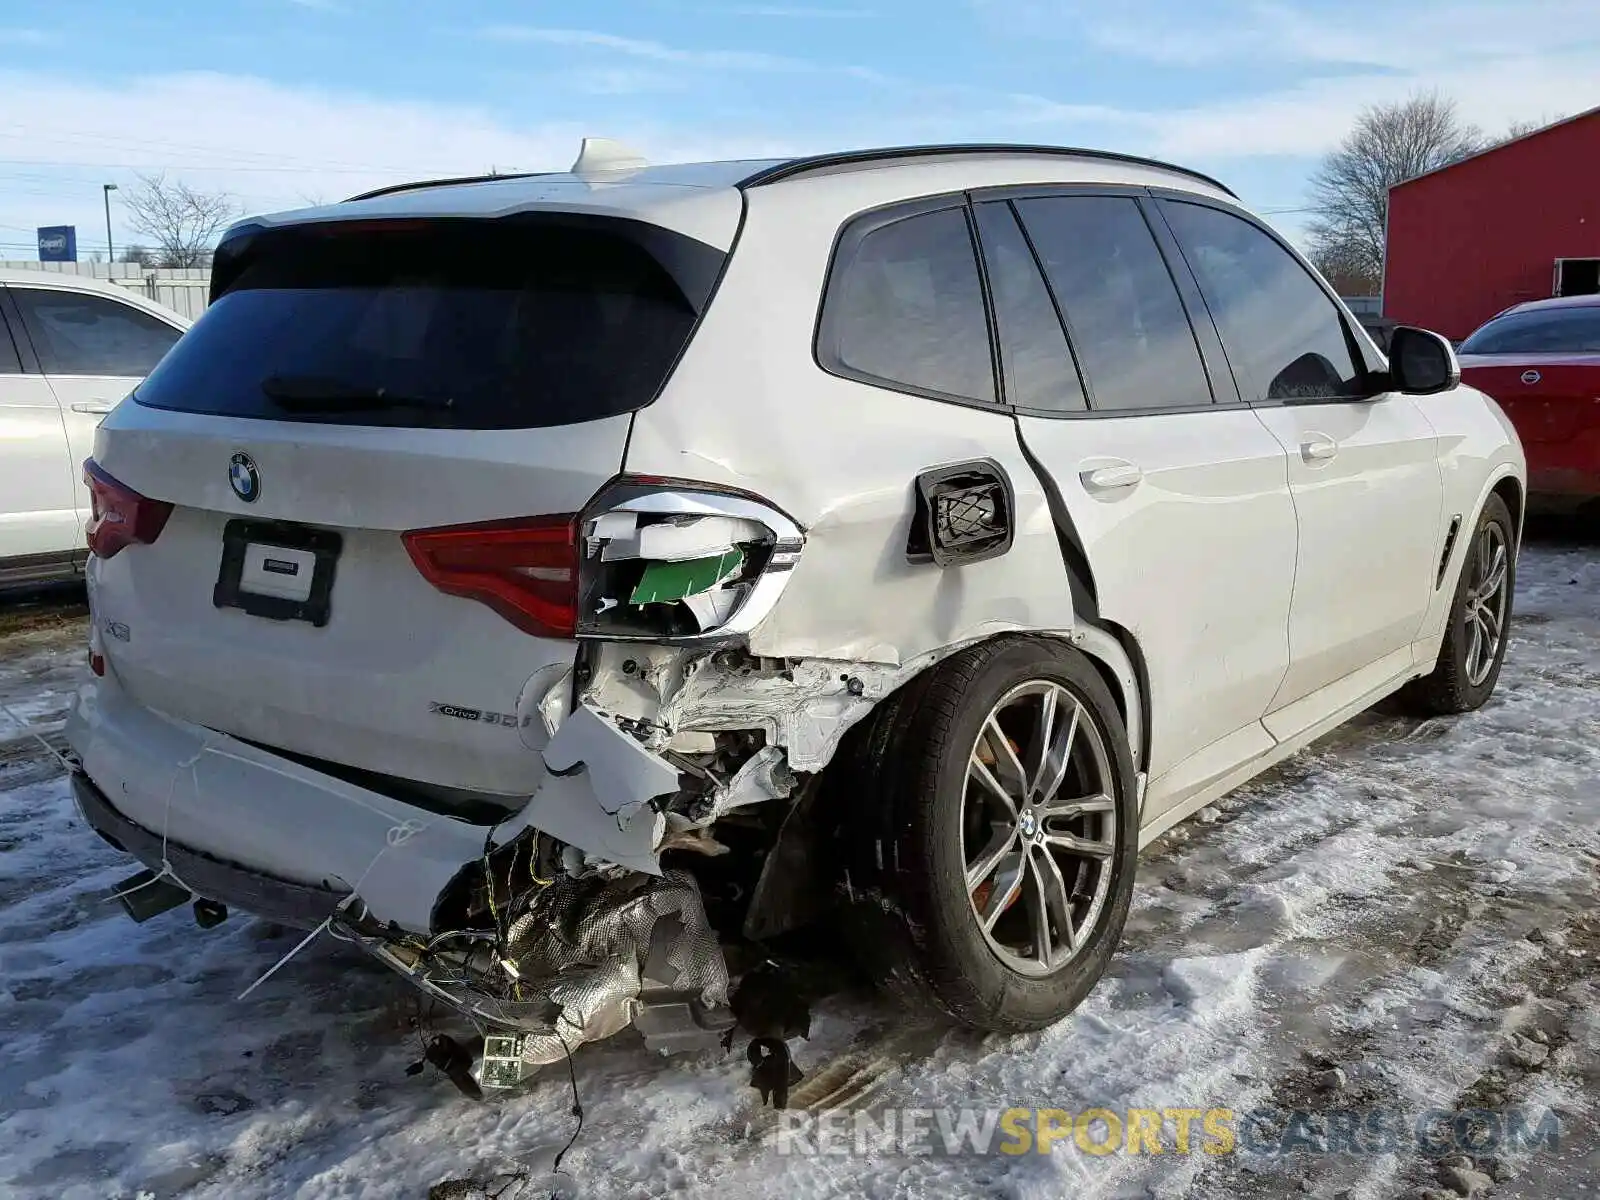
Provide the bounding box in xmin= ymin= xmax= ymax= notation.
xmin=1464 ymin=523 xmax=1509 ymax=687
xmin=960 ymin=680 xmax=1117 ymax=978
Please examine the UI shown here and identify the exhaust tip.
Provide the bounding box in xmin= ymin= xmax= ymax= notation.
xmin=193 ymin=898 xmax=229 ymax=929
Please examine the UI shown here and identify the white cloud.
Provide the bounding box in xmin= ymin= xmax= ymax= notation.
xmin=480 ymin=24 xmax=891 ymax=82
xmin=714 ymin=5 xmax=876 ymax=16
xmin=0 ymin=11 xmax=1594 ymax=261
xmin=973 ymin=0 xmax=1600 ymax=71
xmin=0 ymin=69 xmax=801 ymax=258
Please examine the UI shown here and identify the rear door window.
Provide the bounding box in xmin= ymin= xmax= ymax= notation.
xmin=973 ymin=202 xmax=1087 ymax=413
xmin=134 ymin=216 xmax=722 ymax=430
xmin=819 ymin=205 xmax=996 ymax=405
xmin=11 ymin=287 xmax=180 ymax=376
xmin=1162 ymin=200 xmax=1364 ymax=403
xmin=1459 ymin=307 xmax=1600 ymax=354
xmin=1014 ymin=196 xmax=1213 ymax=413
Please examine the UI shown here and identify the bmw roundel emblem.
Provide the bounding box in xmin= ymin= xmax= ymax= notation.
xmin=228 ymin=452 xmax=260 ymax=503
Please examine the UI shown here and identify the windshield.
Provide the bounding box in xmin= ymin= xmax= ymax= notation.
xmin=1459 ymin=305 xmax=1600 ymax=356
xmin=134 ymin=215 xmax=723 ymax=429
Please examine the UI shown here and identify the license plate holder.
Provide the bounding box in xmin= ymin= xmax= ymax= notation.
xmin=213 ymin=519 xmax=342 ymax=627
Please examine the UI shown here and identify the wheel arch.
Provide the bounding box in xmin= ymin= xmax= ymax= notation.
xmin=890 ymin=626 xmax=1147 ymax=777
xmin=1490 ymin=472 xmax=1524 ymax=547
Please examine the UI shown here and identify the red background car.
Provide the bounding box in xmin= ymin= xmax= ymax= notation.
xmin=1458 ymin=295 xmax=1600 ymax=504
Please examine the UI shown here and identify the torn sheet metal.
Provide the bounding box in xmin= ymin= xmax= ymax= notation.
xmin=654 ymin=656 xmax=906 ymax=772
xmin=488 ymin=700 xmax=685 ymax=875
xmin=541 ymin=702 xmax=680 ymax=819
xmin=708 ymin=745 xmax=795 ymax=815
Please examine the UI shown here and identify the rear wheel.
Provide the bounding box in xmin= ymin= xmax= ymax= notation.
xmin=1402 ymin=493 xmax=1516 ymax=715
xmin=838 ymin=638 xmax=1138 ymax=1032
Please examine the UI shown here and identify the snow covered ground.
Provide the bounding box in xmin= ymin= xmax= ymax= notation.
xmin=0 ymin=532 xmax=1595 ymax=1200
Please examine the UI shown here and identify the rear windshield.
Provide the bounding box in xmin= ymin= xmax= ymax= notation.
xmin=1459 ymin=306 xmax=1600 ymax=355
xmin=134 ymin=216 xmax=723 ymax=429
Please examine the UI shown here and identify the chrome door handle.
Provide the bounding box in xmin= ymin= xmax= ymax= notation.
xmin=71 ymin=402 xmax=115 ymax=416
xmin=1080 ymin=462 xmax=1143 ymax=491
xmin=1299 ymin=437 xmax=1338 ymax=463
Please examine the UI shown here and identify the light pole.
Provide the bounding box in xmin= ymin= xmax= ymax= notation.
xmin=102 ymin=183 xmax=117 ymax=263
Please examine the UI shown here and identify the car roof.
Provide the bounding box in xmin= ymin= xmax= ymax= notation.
xmin=242 ymin=144 xmax=1239 ymax=252
xmin=1498 ymin=294 xmax=1600 ymax=317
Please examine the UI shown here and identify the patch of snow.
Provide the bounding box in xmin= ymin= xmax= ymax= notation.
xmin=0 ymin=541 xmax=1595 ymax=1198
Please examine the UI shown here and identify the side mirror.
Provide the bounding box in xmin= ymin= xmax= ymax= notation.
xmin=1387 ymin=326 xmax=1460 ymax=395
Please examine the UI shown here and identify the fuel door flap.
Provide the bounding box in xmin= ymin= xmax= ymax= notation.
xmin=906 ymin=459 xmax=1015 ymax=568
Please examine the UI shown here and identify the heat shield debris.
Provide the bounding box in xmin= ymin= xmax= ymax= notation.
xmin=344 ymin=866 xmax=731 ymax=1085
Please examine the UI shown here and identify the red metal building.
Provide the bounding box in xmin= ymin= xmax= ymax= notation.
xmin=1383 ymin=107 xmax=1600 ymax=340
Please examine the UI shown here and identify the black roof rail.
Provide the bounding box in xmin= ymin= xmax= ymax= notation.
xmin=343 ymin=171 xmax=554 ymax=204
xmin=737 ymin=144 xmax=1238 ymax=199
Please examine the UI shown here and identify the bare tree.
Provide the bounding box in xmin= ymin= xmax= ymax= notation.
xmin=118 ymin=244 xmax=153 ymax=267
xmin=120 ymin=174 xmax=240 ymax=268
xmin=1500 ymin=113 xmax=1566 ymax=144
xmin=1306 ymin=92 xmax=1484 ymax=293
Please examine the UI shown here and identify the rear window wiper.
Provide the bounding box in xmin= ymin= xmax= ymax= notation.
xmin=260 ymin=373 xmax=456 ymax=412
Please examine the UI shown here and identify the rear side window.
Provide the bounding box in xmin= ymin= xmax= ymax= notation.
xmin=135 ymin=217 xmax=722 ymax=429
xmin=12 ymin=287 xmax=179 ymax=376
xmin=973 ymin=202 xmax=1087 ymax=413
xmin=819 ymin=206 xmax=995 ymax=405
xmin=1459 ymin=307 xmax=1600 ymax=354
xmin=1162 ymin=201 xmax=1362 ymax=403
xmin=1014 ymin=197 xmax=1212 ymax=413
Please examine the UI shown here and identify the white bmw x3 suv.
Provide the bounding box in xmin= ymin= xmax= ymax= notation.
xmin=67 ymin=142 xmax=1524 ymax=1081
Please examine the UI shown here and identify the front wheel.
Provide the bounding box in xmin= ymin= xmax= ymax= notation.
xmin=838 ymin=638 xmax=1139 ymax=1032
xmin=1402 ymin=492 xmax=1516 ymax=715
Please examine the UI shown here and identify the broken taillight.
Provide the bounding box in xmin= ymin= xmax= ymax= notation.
xmin=84 ymin=460 xmax=174 ymax=560
xmin=576 ymin=478 xmax=805 ymax=641
xmin=403 ymin=515 xmax=579 ymax=638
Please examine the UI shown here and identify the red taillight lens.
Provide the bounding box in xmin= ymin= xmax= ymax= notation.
xmin=403 ymin=515 xmax=579 ymax=638
xmin=84 ymin=460 xmax=174 ymax=559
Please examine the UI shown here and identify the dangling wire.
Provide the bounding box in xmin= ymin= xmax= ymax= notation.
xmin=550 ymin=1022 xmax=586 ymax=1178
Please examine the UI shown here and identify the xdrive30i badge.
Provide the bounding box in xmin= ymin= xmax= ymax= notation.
xmin=428 ymin=701 xmax=526 ymax=728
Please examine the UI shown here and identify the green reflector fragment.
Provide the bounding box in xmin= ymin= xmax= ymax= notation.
xmin=629 ymin=549 xmax=745 ymax=606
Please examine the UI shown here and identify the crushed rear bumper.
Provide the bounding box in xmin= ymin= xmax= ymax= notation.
xmin=71 ymin=770 xmax=345 ymax=928
xmin=64 ymin=669 xmax=673 ymax=933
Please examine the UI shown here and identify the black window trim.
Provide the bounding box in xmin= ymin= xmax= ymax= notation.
xmin=1149 ymin=190 xmax=1384 ymax=408
xmin=0 ymin=287 xmax=40 ymax=374
xmin=814 ymin=183 xmax=1370 ymax=422
xmin=968 ymin=183 xmax=1225 ymax=420
xmin=813 ymin=192 xmax=1005 ymax=414
xmin=967 ymin=195 xmax=1094 ymax=415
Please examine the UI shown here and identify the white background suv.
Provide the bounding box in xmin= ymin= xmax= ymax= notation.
xmin=0 ymin=270 xmax=187 ymax=588
xmin=64 ymin=144 xmax=1525 ymax=1077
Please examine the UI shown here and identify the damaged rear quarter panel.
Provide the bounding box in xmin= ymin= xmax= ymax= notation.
xmin=623 ymin=183 xmax=1077 ymax=667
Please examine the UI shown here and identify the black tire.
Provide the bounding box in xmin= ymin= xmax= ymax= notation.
xmin=1401 ymin=493 xmax=1516 ymax=716
xmin=835 ymin=637 xmax=1138 ymax=1032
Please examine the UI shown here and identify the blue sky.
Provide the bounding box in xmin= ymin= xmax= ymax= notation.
xmin=1 ymin=0 xmax=1597 ymax=258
